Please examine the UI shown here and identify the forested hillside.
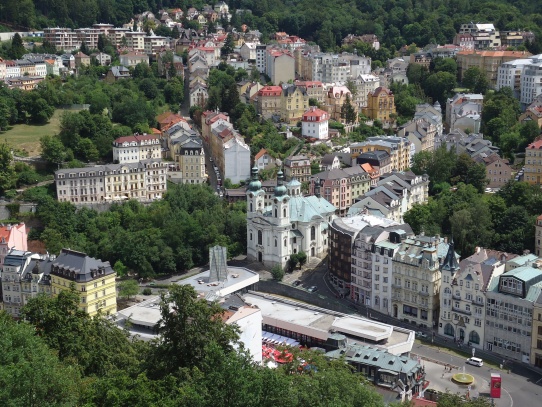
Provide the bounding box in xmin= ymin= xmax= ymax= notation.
xmin=2 ymin=0 xmax=542 ymax=51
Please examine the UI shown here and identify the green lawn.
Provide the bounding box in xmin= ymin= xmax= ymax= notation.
xmin=1 ymin=109 xmax=78 ymax=156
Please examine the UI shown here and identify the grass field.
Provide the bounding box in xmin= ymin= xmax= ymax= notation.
xmin=1 ymin=109 xmax=78 ymax=156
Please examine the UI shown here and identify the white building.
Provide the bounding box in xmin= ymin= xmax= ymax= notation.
xmin=439 ymin=247 xmax=514 ymax=350
xmin=223 ymin=135 xmax=251 ymax=184
xmin=496 ymin=57 xmax=534 ymax=98
xmin=353 ymin=73 xmax=380 ymax=109
xmin=112 ymin=134 xmax=161 ymax=164
xmin=1 ymin=250 xmax=50 ymax=318
xmin=55 ymin=160 xmax=167 ymax=204
xmin=301 ymin=107 xmax=329 ymax=139
xmin=116 ymin=264 xmax=262 ymax=363
xmin=246 ymin=168 xmax=336 ymax=268
xmin=445 ymin=93 xmax=483 ymax=132
xmin=520 ymin=61 xmax=542 ymax=108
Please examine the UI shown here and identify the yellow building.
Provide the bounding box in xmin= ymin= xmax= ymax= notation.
xmin=362 ymin=87 xmax=396 ymax=124
xmin=350 ymin=136 xmax=411 ymax=172
xmin=524 ymin=139 xmax=542 ymax=185
xmin=50 ymin=249 xmax=117 ymax=316
xmin=456 ymin=50 xmax=532 ymax=88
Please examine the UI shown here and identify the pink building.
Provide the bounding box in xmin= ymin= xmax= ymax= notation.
xmin=0 ymin=223 xmax=28 ymax=269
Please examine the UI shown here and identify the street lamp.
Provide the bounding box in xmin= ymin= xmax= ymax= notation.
xmin=472 ymin=347 xmax=475 ymax=358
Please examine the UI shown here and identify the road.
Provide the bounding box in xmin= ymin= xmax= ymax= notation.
xmin=411 ymin=341 xmax=542 ymax=407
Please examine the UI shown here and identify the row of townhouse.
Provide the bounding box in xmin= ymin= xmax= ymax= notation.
xmin=1 ymin=247 xmax=117 ymax=318
xmin=496 ymin=54 xmax=542 ymax=108
xmin=201 ymin=111 xmax=251 ymax=184
xmin=328 ymin=212 xmax=542 ymax=368
xmin=397 ymin=103 xmax=443 ymax=155
xmin=55 ymin=159 xmax=167 ymax=204
xmin=187 ymin=42 xmax=222 ymax=108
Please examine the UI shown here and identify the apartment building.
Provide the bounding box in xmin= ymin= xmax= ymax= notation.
xmin=457 ymin=23 xmax=501 ymax=49
xmin=456 ymin=50 xmax=532 ymax=88
xmin=362 ymin=87 xmax=396 ymax=123
xmin=107 ymin=28 xmax=130 ymax=46
xmin=119 ymin=52 xmax=150 ymax=68
xmin=445 ymin=93 xmax=484 ymax=133
xmin=348 ymin=171 xmax=429 ymax=223
xmin=524 ymin=139 xmax=542 ymax=185
xmin=310 ymin=166 xmax=370 ymax=216
xmin=397 ymin=117 xmax=438 ymax=154
xmin=299 ymin=52 xmax=371 ymax=83
xmin=55 ymin=160 xmax=167 ymax=204
xmin=439 ymin=247 xmax=513 ymax=349
xmin=485 ymin=265 xmax=542 ymax=363
xmin=351 ymin=221 xmax=412 ymax=310
xmin=532 ymin=297 xmax=542 ymax=368
xmin=0 ymin=223 xmax=28 ymax=270
xmin=352 ymin=74 xmax=380 ymax=109
xmin=301 ymin=107 xmax=329 ymax=139
xmin=43 ymin=27 xmax=79 ymax=51
xmin=266 ymin=49 xmax=295 ymax=84
xmin=350 ymin=136 xmax=412 ymax=172
xmin=496 ymin=57 xmax=535 ymax=99
xmin=1 ymin=250 xmax=49 ymax=318
xmin=50 ymin=249 xmax=117 ymax=317
xmin=326 ymin=84 xmax=355 ymax=123
xmin=112 ymin=133 xmax=161 ymax=164
xmin=474 ymin=153 xmax=513 ymax=189
xmin=284 ymin=155 xmax=311 ymax=183
xmin=391 ymin=235 xmax=450 ymax=329
xmin=281 ymin=84 xmax=309 ymax=124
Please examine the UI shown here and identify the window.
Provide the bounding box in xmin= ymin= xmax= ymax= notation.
xmin=311 ymin=226 xmax=316 ymax=240
xmin=257 ymin=230 xmax=262 ymax=245
xmin=444 ymin=323 xmax=454 ymax=336
xmin=469 ymin=330 xmax=480 ymax=344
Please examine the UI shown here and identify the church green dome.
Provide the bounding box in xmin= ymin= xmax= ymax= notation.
xmin=247 ymin=166 xmax=262 ymax=192
xmin=274 ymin=170 xmax=287 ymax=197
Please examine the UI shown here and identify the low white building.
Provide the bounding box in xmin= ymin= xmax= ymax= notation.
xmin=112 ymin=134 xmax=161 ymax=164
xmin=301 ymin=107 xmax=329 ymax=139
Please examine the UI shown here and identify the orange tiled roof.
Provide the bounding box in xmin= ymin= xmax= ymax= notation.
xmin=255 ymin=148 xmax=267 ymax=160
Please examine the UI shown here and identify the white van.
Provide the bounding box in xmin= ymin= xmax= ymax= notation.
xmin=466 ymin=357 xmax=483 ymax=367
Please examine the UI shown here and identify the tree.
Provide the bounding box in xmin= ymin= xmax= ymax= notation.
xmin=97 ymin=34 xmax=106 ymax=52
xmin=289 ymin=253 xmax=299 ymax=271
xmin=113 ymin=260 xmax=129 ymax=277
xmin=118 ymin=279 xmax=139 ymax=299
xmin=297 ymin=251 xmax=307 ymax=267
xmin=149 ymin=284 xmax=240 ymax=378
xmin=221 ymin=33 xmax=234 ymax=57
xmin=80 ymin=41 xmax=90 ymax=55
xmin=423 ymin=71 xmax=456 ymax=107
xmin=271 ymin=264 xmax=285 ymax=281
xmin=26 ymin=97 xmax=55 ymax=124
xmin=341 ymin=94 xmax=357 ymax=124
xmin=9 ymin=33 xmax=26 ymax=59
xmin=40 ymin=135 xmax=66 ymax=168
xmin=462 ymin=67 xmax=489 ymax=94
xmin=0 ymin=313 xmax=81 ymax=406
xmin=0 ymin=142 xmax=15 ymax=194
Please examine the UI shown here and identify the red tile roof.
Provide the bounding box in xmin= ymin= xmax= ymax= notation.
xmin=302 ymin=107 xmax=328 ymax=121
xmin=255 ymin=148 xmax=267 ymax=161
xmin=527 ymin=139 xmax=542 ymax=149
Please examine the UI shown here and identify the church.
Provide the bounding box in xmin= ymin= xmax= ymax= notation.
xmin=246 ymin=167 xmax=337 ymax=269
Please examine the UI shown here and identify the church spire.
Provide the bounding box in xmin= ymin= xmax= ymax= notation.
xmin=441 ymin=239 xmax=459 ymax=272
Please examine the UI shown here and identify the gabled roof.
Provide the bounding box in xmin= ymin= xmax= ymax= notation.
xmin=254 ymin=148 xmax=268 ymax=161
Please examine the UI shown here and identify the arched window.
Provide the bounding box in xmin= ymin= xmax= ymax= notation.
xmin=284 ymin=239 xmax=287 ymax=247
xmin=257 ymin=230 xmax=262 ymax=245
xmin=274 ymin=239 xmax=277 ymax=247
xmin=311 ymin=226 xmax=316 ymax=240
xmin=249 ymin=232 xmax=253 ymax=241
xmin=275 ymin=208 xmax=277 ymax=217
xmin=250 ymin=203 xmax=253 ymax=212
xmin=283 ymin=208 xmax=287 ymax=217
xmin=455 ymin=290 xmax=460 ymax=298
xmin=444 ymin=323 xmax=454 ymax=337
xmin=444 ymin=287 xmax=451 ymax=294
xmin=469 ymin=330 xmax=480 ymax=344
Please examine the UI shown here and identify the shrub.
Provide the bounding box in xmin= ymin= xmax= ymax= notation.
xmin=142 ymin=288 xmax=152 ymax=295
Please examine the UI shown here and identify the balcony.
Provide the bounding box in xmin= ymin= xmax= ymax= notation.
xmin=452 ymin=306 xmax=471 ymax=316
xmin=471 ymin=299 xmax=484 ymax=306
xmin=452 ymin=294 xmax=461 ymax=300
xmin=392 ymin=283 xmax=402 ymax=289
xmin=420 ymin=291 xmax=430 ymax=297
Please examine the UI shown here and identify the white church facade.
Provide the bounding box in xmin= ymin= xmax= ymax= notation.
xmin=246 ymin=167 xmax=337 ymax=268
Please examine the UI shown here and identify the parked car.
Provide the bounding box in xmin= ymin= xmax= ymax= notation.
xmin=466 ymin=357 xmax=484 ymax=367
xmin=292 ymin=280 xmax=301 ymax=287
xmin=307 ymin=286 xmax=318 ymax=293
xmin=416 ymin=331 xmax=428 ymax=339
